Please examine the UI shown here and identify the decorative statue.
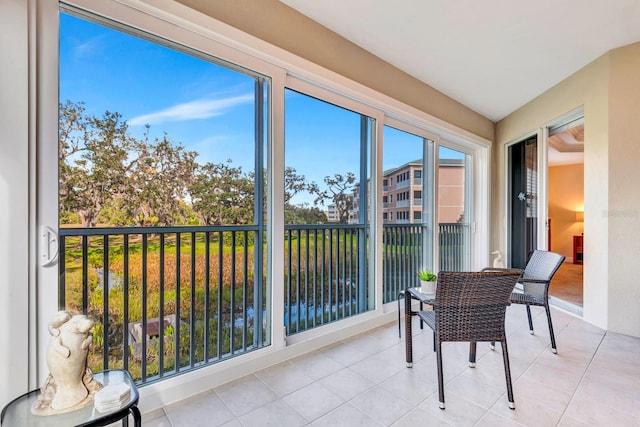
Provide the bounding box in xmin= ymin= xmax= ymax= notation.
xmin=31 ymin=311 xmax=103 ymax=415
xmin=492 ymin=250 xmax=505 ymax=268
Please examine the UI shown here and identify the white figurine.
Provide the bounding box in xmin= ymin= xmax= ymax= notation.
xmin=32 ymin=311 xmax=102 ymax=415
xmin=491 ymin=250 xmax=504 ymax=268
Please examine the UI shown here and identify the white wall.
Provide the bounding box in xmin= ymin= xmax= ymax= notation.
xmin=496 ymin=44 xmax=640 ymax=338
xmin=607 ymin=42 xmax=640 ymax=335
xmin=0 ymin=0 xmax=31 ymax=408
xmin=495 ymin=53 xmax=610 ymax=332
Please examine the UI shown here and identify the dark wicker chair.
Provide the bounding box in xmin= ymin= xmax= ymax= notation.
xmin=417 ymin=270 xmax=521 ymax=410
xmin=488 ymin=250 xmax=566 ymax=354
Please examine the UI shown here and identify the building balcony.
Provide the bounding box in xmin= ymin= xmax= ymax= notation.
xmin=396 ymin=200 xmax=410 ymax=208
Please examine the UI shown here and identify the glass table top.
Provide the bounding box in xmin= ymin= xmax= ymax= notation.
xmin=1 ymin=370 xmax=138 ymax=427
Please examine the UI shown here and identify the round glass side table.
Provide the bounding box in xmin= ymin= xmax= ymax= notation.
xmin=1 ymin=370 xmax=141 ymax=427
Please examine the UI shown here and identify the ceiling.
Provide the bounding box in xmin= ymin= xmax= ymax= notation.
xmin=280 ymin=0 xmax=640 ymax=122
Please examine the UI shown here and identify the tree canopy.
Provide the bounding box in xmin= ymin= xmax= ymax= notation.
xmin=59 ymin=101 xmax=358 ymax=227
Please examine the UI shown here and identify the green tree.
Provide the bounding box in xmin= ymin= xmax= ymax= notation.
xmin=284 ymin=167 xmax=308 ymax=205
xmin=127 ymin=130 xmax=198 ymax=226
xmin=309 ymin=172 xmax=356 ymax=224
xmin=59 ymin=101 xmax=133 ymax=227
xmin=284 ymin=203 xmax=327 ymax=224
xmin=188 ymin=160 xmax=254 ymax=225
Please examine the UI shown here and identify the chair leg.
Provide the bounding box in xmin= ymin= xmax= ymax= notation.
xmin=490 ymin=341 xmax=495 ymax=350
xmin=397 ymin=294 xmax=402 ymax=338
xmin=500 ymin=340 xmax=515 ymax=410
xmin=544 ymin=303 xmax=558 ymax=354
xmin=468 ymin=341 xmax=476 ymax=367
xmin=432 ymin=331 xmax=436 ymax=352
xmin=436 ymin=340 xmax=445 ymax=410
xmin=526 ymin=304 xmax=534 ymax=334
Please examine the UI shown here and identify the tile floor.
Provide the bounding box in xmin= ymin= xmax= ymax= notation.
xmin=142 ymin=305 xmax=640 ymax=426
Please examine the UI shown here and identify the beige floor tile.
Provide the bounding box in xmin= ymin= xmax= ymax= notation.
xmin=392 ymin=407 xmax=454 ymax=426
xmin=379 ymin=368 xmax=438 ymax=405
xmin=564 ymin=393 xmax=640 ymax=426
xmin=475 ymin=411 xmax=526 ymax=427
xmin=418 ymin=392 xmax=487 ymax=426
xmin=348 ymin=353 xmax=405 ymax=384
xmin=310 ymin=402 xmax=383 ymax=426
xmin=572 ymin=374 xmax=640 ymax=417
xmin=319 ymin=341 xmax=369 ymax=366
xmin=214 ymin=374 xmax=277 ymax=417
xmin=289 ymin=351 xmax=345 ymax=380
xmin=520 ymin=358 xmax=583 ymax=394
xmin=283 ymin=381 xmax=344 ymax=422
xmin=556 ymin=415 xmax=598 ymax=426
xmin=164 ymin=390 xmax=234 ymax=427
xmin=446 ymin=372 xmax=507 ymax=409
xmin=218 ymin=420 xmax=243 ymax=427
xmin=237 ymin=399 xmax=307 ymax=427
xmin=255 ymin=361 xmax=315 ymax=396
xmin=142 ymin=413 xmax=172 ymax=427
xmin=318 ymin=367 xmax=375 ymax=401
xmin=350 ymin=385 xmax=414 ymax=425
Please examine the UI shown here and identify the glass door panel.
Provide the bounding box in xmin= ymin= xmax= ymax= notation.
xmin=438 ymin=146 xmax=471 ymax=271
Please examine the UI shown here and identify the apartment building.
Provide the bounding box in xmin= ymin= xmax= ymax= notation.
xmin=366 ymin=159 xmax=464 ymax=224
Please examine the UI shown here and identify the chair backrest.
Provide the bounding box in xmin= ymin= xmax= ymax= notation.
xmin=434 ymin=270 xmax=522 ymax=342
xmin=521 ymin=250 xmax=566 ymax=298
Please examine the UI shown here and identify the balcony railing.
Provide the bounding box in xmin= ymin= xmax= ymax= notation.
xmin=58 ymin=222 xmax=467 ymax=386
xmin=439 ymin=223 xmax=469 ymax=271
xmin=382 ymin=223 xmax=468 ymax=303
xmin=284 ymin=224 xmax=368 ymax=336
xmin=59 ymin=225 xmax=267 ymax=387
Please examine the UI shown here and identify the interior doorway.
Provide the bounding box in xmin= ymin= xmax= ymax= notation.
xmin=547 ymin=117 xmax=584 ymax=309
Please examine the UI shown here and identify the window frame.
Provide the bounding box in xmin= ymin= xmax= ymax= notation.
xmin=30 ymin=0 xmax=492 ymax=402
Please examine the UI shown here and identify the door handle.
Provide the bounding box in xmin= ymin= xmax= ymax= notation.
xmin=40 ymin=225 xmax=59 ymax=267
xmin=517 ymin=192 xmax=534 ymax=201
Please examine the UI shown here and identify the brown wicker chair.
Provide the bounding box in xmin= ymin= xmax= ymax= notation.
xmin=511 ymin=250 xmax=566 ymax=353
xmin=488 ymin=250 xmax=566 ymax=354
xmin=417 ymin=270 xmax=521 ymax=410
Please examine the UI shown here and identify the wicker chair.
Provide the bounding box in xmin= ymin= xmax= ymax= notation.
xmin=505 ymin=250 xmax=565 ymax=354
xmin=417 ymin=270 xmax=521 ymax=410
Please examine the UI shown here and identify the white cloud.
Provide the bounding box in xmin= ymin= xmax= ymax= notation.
xmin=128 ymin=94 xmax=254 ymax=125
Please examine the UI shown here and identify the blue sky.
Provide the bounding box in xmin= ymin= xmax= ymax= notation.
xmin=60 ymin=12 xmax=461 ymax=207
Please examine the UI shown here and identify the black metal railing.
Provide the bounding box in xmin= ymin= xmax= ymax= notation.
xmin=58 ymin=221 xmax=467 ymax=385
xmin=381 ymin=223 xmax=469 ymax=303
xmin=284 ymin=224 xmax=369 ymax=335
xmin=59 ymin=225 xmax=266 ymax=386
xmin=382 ymin=224 xmax=423 ymax=303
xmin=438 ymin=223 xmax=469 ymax=271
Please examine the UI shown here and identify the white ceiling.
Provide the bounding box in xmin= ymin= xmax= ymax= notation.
xmin=280 ymin=0 xmax=640 ymax=122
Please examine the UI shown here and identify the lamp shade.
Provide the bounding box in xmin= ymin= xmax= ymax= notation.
xmin=576 ymin=211 xmax=584 ymax=222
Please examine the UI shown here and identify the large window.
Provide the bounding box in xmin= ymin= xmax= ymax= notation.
xmin=382 ymin=125 xmax=431 ymax=303
xmin=438 ymin=145 xmax=471 ymax=271
xmin=58 ymin=11 xmax=270 ymax=383
xmin=283 ymin=88 xmax=373 ymax=335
